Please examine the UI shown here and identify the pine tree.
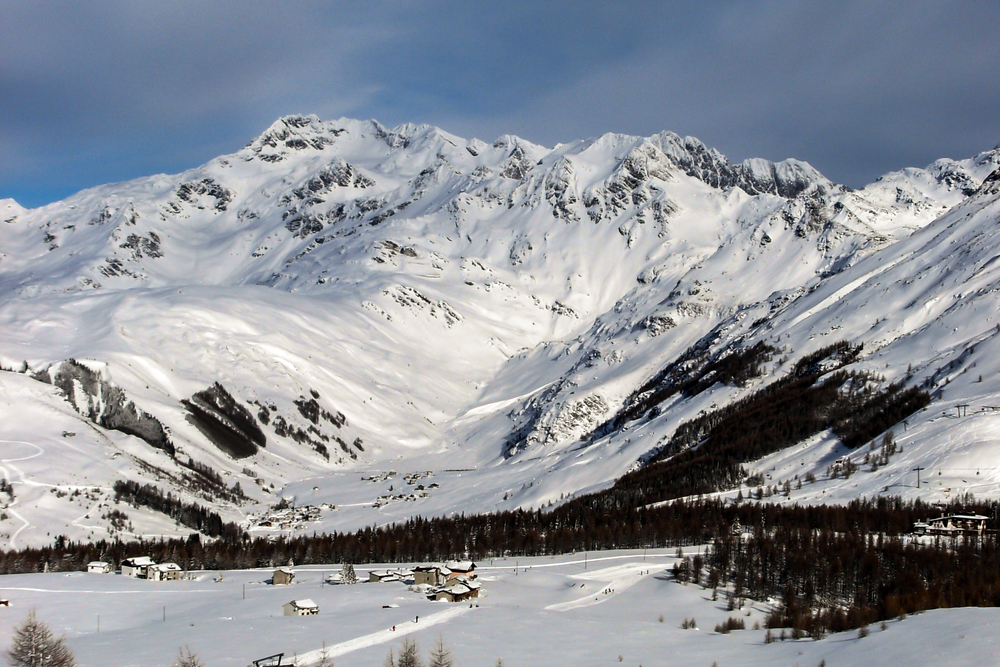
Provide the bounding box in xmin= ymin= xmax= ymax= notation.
xmin=427 ymin=636 xmax=453 ymax=667
xmin=315 ymin=642 xmax=334 ymax=667
xmin=383 ymin=648 xmax=396 ymax=667
xmin=171 ymin=646 xmax=204 ymax=667
xmin=397 ymin=639 xmax=422 ymax=667
xmin=6 ymin=610 xmax=77 ymax=667
xmin=341 ymin=563 xmax=358 ymax=584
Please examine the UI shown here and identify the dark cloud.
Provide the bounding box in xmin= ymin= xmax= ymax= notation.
xmin=2 ymin=1 xmax=998 ymax=206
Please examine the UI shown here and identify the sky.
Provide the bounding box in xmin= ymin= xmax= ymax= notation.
xmin=2 ymin=0 xmax=999 ymax=208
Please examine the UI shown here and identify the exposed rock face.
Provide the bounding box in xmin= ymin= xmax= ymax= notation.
xmin=39 ymin=360 xmax=174 ymax=455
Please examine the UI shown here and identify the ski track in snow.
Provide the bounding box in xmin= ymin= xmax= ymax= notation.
xmin=6 ymin=503 xmax=30 ymax=551
xmin=291 ymin=605 xmax=473 ymax=665
xmin=545 ymin=559 xmax=671 ymax=611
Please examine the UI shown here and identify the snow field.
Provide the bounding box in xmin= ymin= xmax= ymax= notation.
xmin=2 ymin=549 xmax=1000 ymax=666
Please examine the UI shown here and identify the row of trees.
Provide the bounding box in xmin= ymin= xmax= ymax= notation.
xmin=704 ymin=524 xmax=1000 ymax=635
xmin=1 ymin=496 xmax=984 ymax=574
xmin=112 ymin=480 xmax=244 ymax=542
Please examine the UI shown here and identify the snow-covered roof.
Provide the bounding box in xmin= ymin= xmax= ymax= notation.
xmin=88 ymin=561 xmax=109 ymax=566
xmin=445 ymin=560 xmax=475 ymax=571
xmin=288 ymin=598 xmax=318 ymax=609
xmin=930 ymin=514 xmax=989 ymax=522
xmin=415 ymin=564 xmax=450 ymax=573
xmin=150 ymin=562 xmax=182 ymax=572
xmin=275 ymin=567 xmax=294 ymax=574
xmin=122 ymin=556 xmax=155 ymax=566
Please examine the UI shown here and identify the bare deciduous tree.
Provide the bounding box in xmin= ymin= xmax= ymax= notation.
xmin=397 ymin=639 xmax=422 ymax=667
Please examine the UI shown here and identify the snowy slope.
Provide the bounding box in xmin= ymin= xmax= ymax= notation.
xmin=1 ymin=114 xmax=999 ymax=547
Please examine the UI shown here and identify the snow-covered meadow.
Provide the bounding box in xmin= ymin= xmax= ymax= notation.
xmin=2 ymin=549 xmax=999 ymax=667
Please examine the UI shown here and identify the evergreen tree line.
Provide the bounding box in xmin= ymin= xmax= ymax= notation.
xmin=705 ymin=521 xmax=1000 ymax=635
xmin=590 ymin=368 xmax=929 ymax=511
xmin=0 ymin=496 xmax=985 ymax=574
xmin=112 ymin=480 xmax=245 ymax=542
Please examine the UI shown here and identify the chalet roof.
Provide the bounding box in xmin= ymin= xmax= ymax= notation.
xmin=415 ymin=564 xmax=451 ymax=574
xmin=442 ymin=583 xmax=471 ymax=595
xmin=150 ymin=562 xmax=182 ymax=572
xmin=930 ymin=514 xmax=989 ymax=523
xmin=88 ymin=561 xmax=109 ymax=567
xmin=288 ymin=598 xmax=318 ymax=609
xmin=445 ymin=560 xmax=475 ymax=572
xmin=275 ymin=567 xmax=295 ymax=574
xmin=122 ymin=556 xmax=155 ymax=566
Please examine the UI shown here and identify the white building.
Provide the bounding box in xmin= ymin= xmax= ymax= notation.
xmin=283 ymin=599 xmax=319 ymax=616
xmin=148 ymin=562 xmax=183 ymax=581
xmin=87 ymin=561 xmax=112 ymax=574
xmin=121 ymin=556 xmax=155 ymax=578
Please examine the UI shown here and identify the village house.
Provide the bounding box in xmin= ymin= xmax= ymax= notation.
xmin=87 ymin=561 xmax=112 ymax=574
xmin=282 ymin=599 xmax=319 ymax=616
xmin=272 ymin=567 xmax=295 ymax=585
xmin=413 ymin=564 xmax=451 ymax=586
xmin=434 ymin=580 xmax=481 ymax=603
xmin=444 ymin=560 xmax=476 ymax=580
xmin=148 ymin=562 xmax=183 ymax=581
xmin=368 ymin=567 xmax=412 ymax=583
xmin=121 ymin=556 xmax=155 ymax=578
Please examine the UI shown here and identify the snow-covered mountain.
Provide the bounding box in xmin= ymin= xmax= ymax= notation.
xmin=2 ymin=114 xmax=999 ymax=549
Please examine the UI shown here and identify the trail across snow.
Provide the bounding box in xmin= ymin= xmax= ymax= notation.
xmin=291 ymin=604 xmax=474 ymax=665
xmin=545 ymin=560 xmax=669 ymax=611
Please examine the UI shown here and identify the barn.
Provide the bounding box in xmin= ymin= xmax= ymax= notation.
xmin=272 ymin=567 xmax=295 ymax=585
xmin=283 ymin=599 xmax=319 ymax=616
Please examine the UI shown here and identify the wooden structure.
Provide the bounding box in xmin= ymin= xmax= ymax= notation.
xmin=282 ymin=599 xmax=319 ymax=616
xmin=413 ymin=564 xmax=450 ymax=586
xmin=434 ymin=580 xmax=480 ymax=603
xmin=272 ymin=567 xmax=295 ymax=585
xmin=444 ymin=560 xmax=477 ymax=581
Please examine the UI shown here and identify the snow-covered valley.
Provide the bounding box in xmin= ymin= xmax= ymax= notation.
xmin=2 ymin=115 xmax=1000 ymax=549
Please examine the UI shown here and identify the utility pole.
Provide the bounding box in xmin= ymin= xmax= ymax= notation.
xmin=913 ymin=466 xmax=925 ymax=490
